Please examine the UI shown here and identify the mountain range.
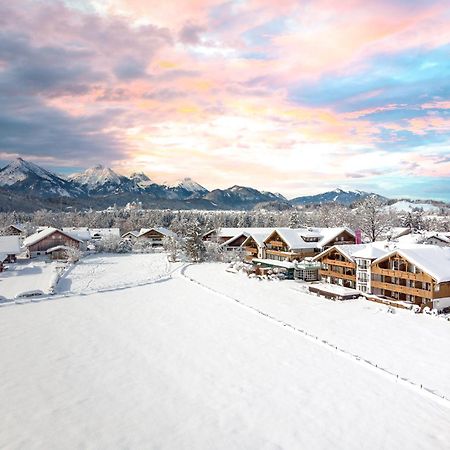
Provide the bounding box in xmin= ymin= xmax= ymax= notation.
xmin=0 ymin=158 xmax=385 ymax=211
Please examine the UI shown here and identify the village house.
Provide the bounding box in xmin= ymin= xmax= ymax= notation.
xmin=62 ymin=227 xmax=121 ymax=242
xmin=121 ymin=231 xmax=139 ymax=242
xmin=0 ymin=235 xmax=22 ymax=271
xmin=370 ymin=246 xmax=450 ymax=311
xmin=314 ymin=243 xmax=450 ymax=311
xmin=2 ymin=224 xmax=26 ymax=237
xmin=137 ymin=227 xmax=176 ymax=247
xmin=23 ymin=227 xmax=82 ymax=258
xmin=0 ymin=235 xmax=22 ymax=263
xmin=263 ymin=227 xmax=355 ymax=263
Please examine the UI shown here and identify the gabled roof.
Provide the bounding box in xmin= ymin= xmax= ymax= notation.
xmin=315 ymin=227 xmax=356 ymax=247
xmin=266 ymin=227 xmax=355 ymax=250
xmin=373 ymin=245 xmax=450 ymax=283
xmin=0 ymin=235 xmax=21 ymax=254
xmin=242 ymin=229 xmax=275 ymax=247
xmin=23 ymin=227 xmax=82 ymax=247
xmin=62 ymin=227 xmax=120 ymax=240
xmin=220 ymin=232 xmax=250 ymax=247
xmin=138 ymin=227 xmax=176 ymax=238
xmin=204 ymin=227 xmax=275 ymax=239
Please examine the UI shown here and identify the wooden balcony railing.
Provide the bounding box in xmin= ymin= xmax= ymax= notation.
xmin=319 ymin=269 xmax=356 ymax=281
xmin=321 ymin=258 xmax=355 ymax=269
xmin=371 ymin=280 xmax=432 ymax=299
xmin=371 ymin=267 xmax=431 ymax=283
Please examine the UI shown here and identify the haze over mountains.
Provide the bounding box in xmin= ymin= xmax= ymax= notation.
xmin=0 ymin=157 xmax=397 ymax=212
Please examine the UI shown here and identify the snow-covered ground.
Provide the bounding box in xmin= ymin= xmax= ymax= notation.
xmin=185 ymin=263 xmax=450 ymax=399
xmin=386 ymin=200 xmax=440 ymax=212
xmin=0 ymin=261 xmax=61 ymax=300
xmin=0 ymin=255 xmax=449 ymax=449
xmin=57 ymin=252 xmax=172 ymax=294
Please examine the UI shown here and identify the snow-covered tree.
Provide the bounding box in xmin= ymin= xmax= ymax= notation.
xmin=355 ymin=196 xmax=393 ymax=242
xmin=162 ymin=236 xmax=182 ymax=262
xmin=183 ymin=221 xmax=206 ymax=262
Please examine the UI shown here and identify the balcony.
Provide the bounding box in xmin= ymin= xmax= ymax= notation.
xmin=322 ymin=258 xmax=354 ymax=269
xmin=371 ymin=280 xmax=432 ymax=299
xmin=371 ymin=267 xmax=430 ymax=283
xmin=319 ymin=269 xmax=356 ymax=281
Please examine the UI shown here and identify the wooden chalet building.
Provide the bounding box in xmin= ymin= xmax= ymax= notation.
xmin=137 ymin=227 xmax=176 ymax=247
xmin=370 ymin=246 xmax=450 ymax=311
xmin=23 ymin=227 xmax=81 ymax=258
xmin=0 ymin=235 xmax=22 ymax=264
xmin=263 ymin=227 xmax=355 ymax=263
xmin=314 ymin=243 xmax=450 ymax=311
xmin=2 ymin=224 xmax=26 ymax=236
xmin=313 ymin=245 xmax=361 ymax=289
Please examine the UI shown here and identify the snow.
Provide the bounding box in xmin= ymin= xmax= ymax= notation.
xmin=170 ymin=177 xmax=207 ymax=193
xmin=23 ymin=227 xmax=81 ymax=247
xmin=0 ymin=235 xmax=21 ymax=254
xmin=373 ymin=246 xmax=450 ymax=283
xmin=387 ymin=200 xmax=440 ymax=213
xmin=0 ymin=255 xmax=449 ymax=448
xmin=56 ymin=253 xmax=172 ymax=294
xmin=0 ymin=158 xmax=54 ymax=185
xmin=69 ymin=165 xmax=123 ymax=188
xmin=0 ymin=261 xmax=60 ymax=299
xmin=185 ymin=263 xmax=450 ymax=399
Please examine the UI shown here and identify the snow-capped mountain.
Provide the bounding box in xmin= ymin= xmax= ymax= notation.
xmin=291 ymin=188 xmax=385 ymax=206
xmin=170 ymin=177 xmax=208 ymax=193
xmin=69 ymin=165 xmax=137 ymax=195
xmin=0 ymin=158 xmax=82 ymax=197
xmin=130 ymin=172 xmax=153 ymax=189
xmin=168 ymin=177 xmax=209 ymax=198
xmin=204 ymin=185 xmax=287 ymax=207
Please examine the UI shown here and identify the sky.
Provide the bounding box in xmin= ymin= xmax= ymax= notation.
xmin=0 ymin=0 xmax=449 ymax=200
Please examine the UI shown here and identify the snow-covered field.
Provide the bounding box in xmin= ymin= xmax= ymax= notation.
xmin=0 ymin=261 xmax=60 ymax=300
xmin=57 ymin=252 xmax=172 ymax=294
xmin=0 ymin=255 xmax=449 ymax=449
xmin=186 ymin=263 xmax=450 ymax=399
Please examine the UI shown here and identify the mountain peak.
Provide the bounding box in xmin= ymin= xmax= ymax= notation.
xmin=170 ymin=177 xmax=208 ymax=194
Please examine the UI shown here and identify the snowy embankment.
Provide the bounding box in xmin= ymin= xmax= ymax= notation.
xmin=0 ymin=275 xmax=449 ymax=449
xmin=0 ymin=261 xmax=63 ymax=300
xmin=57 ymin=253 xmax=173 ymax=294
xmin=184 ymin=263 xmax=450 ymax=400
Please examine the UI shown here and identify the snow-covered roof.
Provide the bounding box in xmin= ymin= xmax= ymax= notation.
xmin=267 ymin=227 xmax=355 ymax=250
xmin=46 ymin=245 xmax=73 ymax=253
xmin=23 ymin=227 xmax=81 ymax=247
xmin=242 ymin=229 xmax=276 ymax=247
xmin=205 ymin=227 xmax=275 ymax=239
xmin=0 ymin=236 xmax=21 ymax=254
xmin=220 ymin=232 xmax=250 ymax=247
xmin=62 ymin=227 xmax=120 ymax=241
xmin=253 ymin=258 xmax=295 ymax=269
xmin=138 ymin=227 xmax=176 ymax=238
xmin=350 ymin=243 xmax=391 ymax=260
xmin=121 ymin=230 xmax=139 ymax=238
xmin=316 ymin=227 xmax=355 ymax=247
xmin=0 ymin=252 xmax=7 ymax=262
xmin=373 ymin=245 xmax=450 ymax=283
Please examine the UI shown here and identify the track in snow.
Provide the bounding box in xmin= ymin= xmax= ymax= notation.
xmin=179 ymin=264 xmax=450 ymax=409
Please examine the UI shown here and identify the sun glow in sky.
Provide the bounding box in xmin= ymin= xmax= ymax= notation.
xmin=0 ymin=0 xmax=449 ymax=199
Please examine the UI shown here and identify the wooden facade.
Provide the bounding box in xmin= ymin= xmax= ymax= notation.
xmin=264 ymin=231 xmax=317 ymax=262
xmin=371 ymin=252 xmax=450 ymax=308
xmin=138 ymin=229 xmax=168 ymax=247
xmin=27 ymin=230 xmax=80 ymax=257
xmin=322 ymin=230 xmax=356 ymax=248
xmin=315 ymin=247 xmax=357 ymax=289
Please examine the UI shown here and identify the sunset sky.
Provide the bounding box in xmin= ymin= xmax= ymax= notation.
xmin=0 ymin=0 xmax=449 ymax=200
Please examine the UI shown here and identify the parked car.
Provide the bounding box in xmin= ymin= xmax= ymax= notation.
xmin=15 ymin=290 xmax=44 ymax=299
